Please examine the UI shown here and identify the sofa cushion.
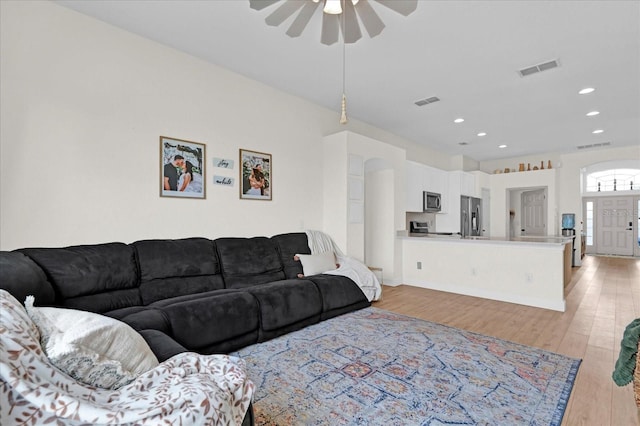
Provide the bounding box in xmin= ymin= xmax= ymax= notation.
xmin=271 ymin=232 xmax=310 ymax=279
xmin=216 ymin=237 xmax=286 ymax=288
xmin=133 ymin=238 xmax=225 ymax=304
xmin=304 ymin=274 xmax=370 ymax=319
xmin=25 ymin=296 xmax=159 ymax=390
xmin=20 ymin=243 xmax=140 ymax=313
xmin=246 ymin=279 xmax=321 ymax=333
xmin=105 ymin=306 xmax=171 ymax=335
xmin=137 ymin=329 xmax=189 ymax=363
xmin=156 ymin=290 xmax=260 ymax=352
xmin=0 ymin=251 xmax=55 ymax=306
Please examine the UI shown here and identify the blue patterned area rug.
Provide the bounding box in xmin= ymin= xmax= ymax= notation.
xmin=231 ymin=307 xmax=580 ymax=425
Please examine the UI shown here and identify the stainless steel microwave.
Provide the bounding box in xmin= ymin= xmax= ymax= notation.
xmin=423 ymin=191 xmax=441 ymax=212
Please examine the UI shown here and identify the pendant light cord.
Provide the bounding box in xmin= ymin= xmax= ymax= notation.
xmin=340 ymin=0 xmax=348 ymax=124
xmin=342 ymin=4 xmax=346 ymax=95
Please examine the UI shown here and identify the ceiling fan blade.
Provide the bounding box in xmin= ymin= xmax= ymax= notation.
xmin=373 ymin=0 xmax=418 ymax=16
xmin=321 ymin=12 xmax=340 ymax=45
xmin=341 ymin=0 xmax=362 ymax=44
xmin=249 ymin=0 xmax=281 ymax=11
xmin=286 ymin=1 xmax=321 ymax=38
xmin=354 ymin=0 xmax=385 ymax=38
xmin=265 ymin=0 xmax=305 ymax=27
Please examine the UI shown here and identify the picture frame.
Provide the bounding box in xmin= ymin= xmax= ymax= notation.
xmin=160 ymin=136 xmax=206 ymax=199
xmin=239 ymin=149 xmax=272 ymax=200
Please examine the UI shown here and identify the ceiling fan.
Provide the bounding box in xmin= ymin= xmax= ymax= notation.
xmin=249 ymin=0 xmax=418 ymax=45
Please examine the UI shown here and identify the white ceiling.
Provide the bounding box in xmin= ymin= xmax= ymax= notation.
xmin=55 ymin=0 xmax=640 ymax=162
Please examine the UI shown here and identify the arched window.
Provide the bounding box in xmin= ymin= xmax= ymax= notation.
xmin=585 ymin=169 xmax=640 ymax=192
xmin=582 ymin=160 xmax=640 ymax=193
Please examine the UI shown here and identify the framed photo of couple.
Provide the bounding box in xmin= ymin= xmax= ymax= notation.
xmin=160 ymin=136 xmax=206 ymax=199
xmin=239 ymin=149 xmax=271 ymax=200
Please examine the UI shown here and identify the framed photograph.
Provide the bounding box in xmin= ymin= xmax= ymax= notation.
xmin=160 ymin=136 xmax=206 ymax=199
xmin=239 ymin=149 xmax=271 ymax=200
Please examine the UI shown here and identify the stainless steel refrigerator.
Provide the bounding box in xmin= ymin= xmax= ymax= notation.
xmin=460 ymin=196 xmax=482 ymax=238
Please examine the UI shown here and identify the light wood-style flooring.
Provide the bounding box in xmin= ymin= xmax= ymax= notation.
xmin=374 ymin=255 xmax=640 ymax=425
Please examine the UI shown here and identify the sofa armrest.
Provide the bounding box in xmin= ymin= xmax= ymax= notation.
xmin=137 ymin=329 xmax=188 ymax=362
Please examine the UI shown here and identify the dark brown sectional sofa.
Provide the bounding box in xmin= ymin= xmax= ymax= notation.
xmin=0 ymin=232 xmax=370 ymax=360
xmin=0 ymin=232 xmax=371 ymax=425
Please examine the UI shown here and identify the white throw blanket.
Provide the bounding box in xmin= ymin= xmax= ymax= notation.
xmin=305 ymin=230 xmax=382 ymax=302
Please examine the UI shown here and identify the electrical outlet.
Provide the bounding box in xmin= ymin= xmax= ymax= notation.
xmin=525 ymin=273 xmax=533 ymax=283
xmin=417 ymin=261 xmax=422 ymax=270
xmin=471 ymin=268 xmax=477 ymax=276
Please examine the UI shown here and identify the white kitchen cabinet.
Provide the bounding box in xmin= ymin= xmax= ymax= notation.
xmin=405 ymin=161 xmax=451 ymax=213
xmin=405 ymin=160 xmax=424 ymax=212
xmin=423 ymin=166 xmax=449 ymax=213
xmin=423 ymin=166 xmax=447 ymax=195
xmin=460 ymin=172 xmax=476 ymax=197
xmin=436 ymin=172 xmax=462 ymax=232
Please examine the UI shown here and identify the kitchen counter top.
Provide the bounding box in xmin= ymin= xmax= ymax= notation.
xmin=401 ymin=234 xmax=572 ymax=247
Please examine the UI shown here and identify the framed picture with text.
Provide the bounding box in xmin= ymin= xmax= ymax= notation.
xmin=239 ymin=149 xmax=271 ymax=201
xmin=160 ymin=136 xmax=206 ymax=199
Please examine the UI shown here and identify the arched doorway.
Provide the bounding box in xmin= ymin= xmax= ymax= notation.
xmin=364 ymin=158 xmax=394 ymax=280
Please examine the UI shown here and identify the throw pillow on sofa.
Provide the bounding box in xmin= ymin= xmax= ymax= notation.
xmin=24 ymin=296 xmax=159 ymax=390
xmin=295 ymin=251 xmax=337 ymax=276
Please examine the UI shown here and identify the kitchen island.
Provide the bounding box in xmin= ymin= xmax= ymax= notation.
xmin=400 ymin=235 xmax=572 ymax=312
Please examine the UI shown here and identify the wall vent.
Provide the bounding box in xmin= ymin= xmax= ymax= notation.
xmin=577 ymin=141 xmax=612 ymax=150
xmin=518 ymin=59 xmax=560 ymax=77
xmin=415 ymin=96 xmax=440 ymax=106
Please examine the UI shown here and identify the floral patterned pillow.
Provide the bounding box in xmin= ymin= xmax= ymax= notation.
xmin=25 ymin=296 xmax=159 ymax=389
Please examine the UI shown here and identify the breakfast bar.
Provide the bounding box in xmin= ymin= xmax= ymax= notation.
xmin=400 ymin=236 xmax=573 ymax=312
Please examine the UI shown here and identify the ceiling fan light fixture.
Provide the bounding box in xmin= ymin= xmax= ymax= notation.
xmin=323 ymin=0 xmax=342 ymax=15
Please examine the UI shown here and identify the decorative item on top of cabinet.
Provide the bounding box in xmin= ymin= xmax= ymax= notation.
xmin=548 ymin=160 xmax=552 ymax=169
xmin=527 ymin=163 xmax=531 ymax=171
xmin=540 ymin=161 xmax=545 ymax=170
xmin=519 ymin=163 xmax=525 ymax=172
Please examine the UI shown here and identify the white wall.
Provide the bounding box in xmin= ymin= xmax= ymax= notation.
xmin=365 ymin=168 xmax=394 ymax=280
xmin=556 ymin=146 xmax=640 ymax=240
xmin=0 ymin=1 xmax=433 ymax=250
xmin=480 ymin=145 xmax=640 ymax=260
xmin=488 ymin=169 xmax=558 ymax=238
xmin=321 ymin=131 xmax=406 ymax=282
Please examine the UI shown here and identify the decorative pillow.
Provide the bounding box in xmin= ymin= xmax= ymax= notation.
xmin=24 ymin=296 xmax=159 ymax=389
xmin=295 ymin=251 xmax=337 ymax=276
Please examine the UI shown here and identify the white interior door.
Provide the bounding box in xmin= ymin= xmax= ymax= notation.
xmin=596 ymin=197 xmax=634 ymax=256
xmin=521 ymin=189 xmax=547 ymax=236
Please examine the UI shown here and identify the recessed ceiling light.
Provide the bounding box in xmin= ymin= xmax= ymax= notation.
xmin=586 ymin=111 xmax=600 ymax=117
xmin=498 ymin=144 xmax=507 ymax=149
xmin=454 ymin=118 xmax=464 ymax=123
xmin=592 ymin=129 xmax=604 ymax=134
xmin=578 ymin=87 xmax=595 ymax=95
xmin=477 ymin=132 xmax=487 ymax=137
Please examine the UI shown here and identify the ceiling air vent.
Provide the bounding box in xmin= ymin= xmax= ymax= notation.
xmin=415 ymin=96 xmax=440 ymax=106
xmin=577 ymin=142 xmax=612 ymax=150
xmin=518 ymin=59 xmax=560 ymax=77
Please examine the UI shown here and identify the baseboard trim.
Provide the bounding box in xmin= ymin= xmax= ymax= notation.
xmin=403 ymin=279 xmax=566 ymax=312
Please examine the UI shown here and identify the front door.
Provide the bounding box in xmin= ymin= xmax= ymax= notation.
xmin=597 ymin=197 xmax=634 ymax=256
xmin=521 ymin=189 xmax=546 ymax=236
